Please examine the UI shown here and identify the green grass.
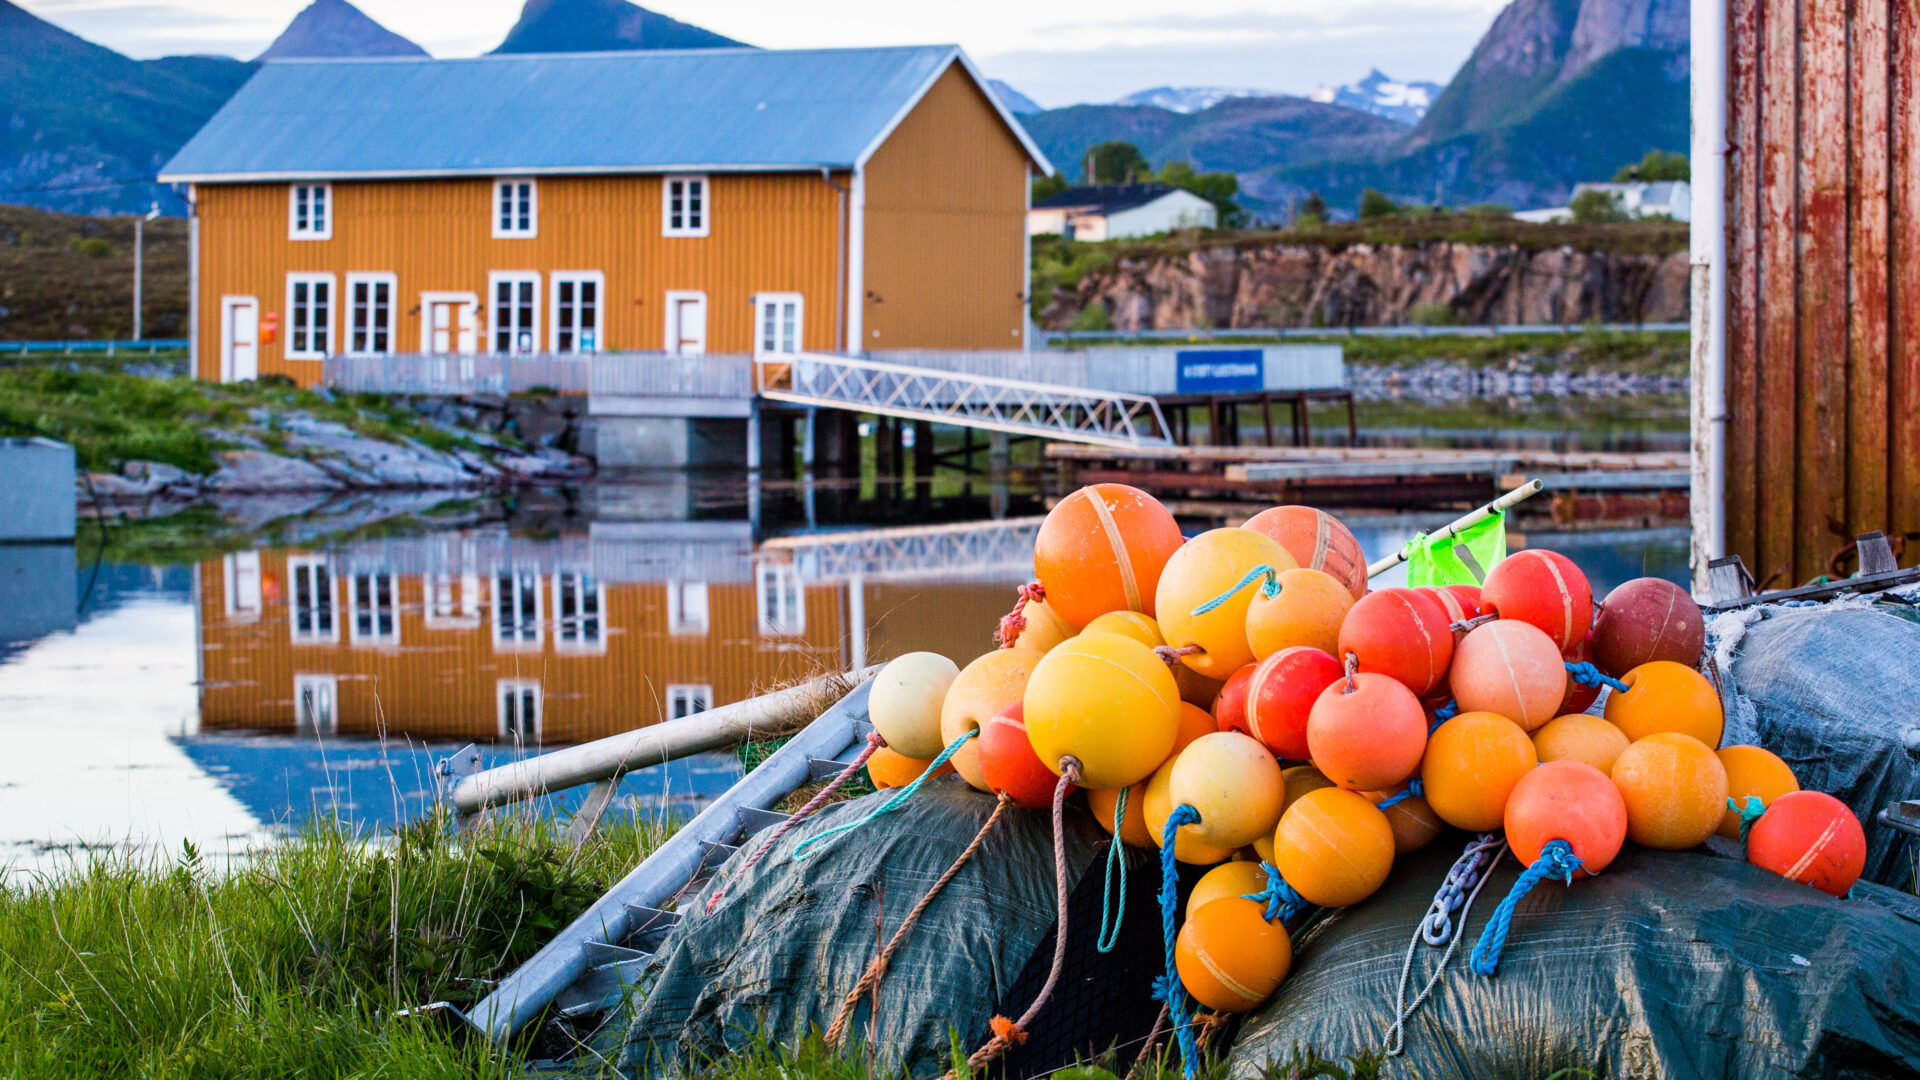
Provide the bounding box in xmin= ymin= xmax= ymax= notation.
xmin=82 ymin=494 xmax=494 ymax=567
xmin=0 ymin=811 xmax=671 ymax=1079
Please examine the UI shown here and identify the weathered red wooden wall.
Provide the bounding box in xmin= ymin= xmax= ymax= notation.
xmin=1725 ymin=0 xmax=1920 ymax=587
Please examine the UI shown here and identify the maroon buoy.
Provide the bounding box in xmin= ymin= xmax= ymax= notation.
xmin=1592 ymin=577 xmax=1705 ymax=676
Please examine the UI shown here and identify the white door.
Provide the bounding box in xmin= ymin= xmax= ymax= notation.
xmin=422 ymin=294 xmax=478 ymax=355
xmin=667 ymin=291 xmax=707 ymax=356
xmin=222 ymin=296 xmax=258 ymax=382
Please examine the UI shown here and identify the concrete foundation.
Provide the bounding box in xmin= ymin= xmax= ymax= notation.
xmin=0 ymin=438 xmax=76 ymax=541
xmin=584 ymin=416 xmax=749 ymax=470
xmin=0 ymin=544 xmax=77 ymax=643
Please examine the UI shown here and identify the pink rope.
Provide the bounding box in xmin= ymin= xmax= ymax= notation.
xmin=1154 ymin=644 xmax=1204 ymax=670
xmin=705 ymin=730 xmax=885 ymax=916
xmin=996 ymin=582 xmax=1047 ymax=649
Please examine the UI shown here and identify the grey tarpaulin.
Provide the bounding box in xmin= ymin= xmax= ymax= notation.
xmin=1227 ymin=842 xmax=1920 ymax=1079
xmin=1711 ymin=599 xmax=1920 ymax=887
xmin=619 ymin=778 xmax=1166 ymax=1078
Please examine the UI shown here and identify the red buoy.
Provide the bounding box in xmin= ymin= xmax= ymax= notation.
xmin=1244 ymin=646 xmax=1343 ymax=760
xmin=1746 ymin=790 xmax=1866 ymax=898
xmin=1213 ymin=663 xmax=1256 ymax=736
xmin=1558 ymin=633 xmax=1603 ymax=715
xmin=1242 ymin=505 xmax=1368 ymax=600
xmin=1503 ymin=760 xmax=1628 ymax=876
xmin=1306 ymin=671 xmax=1427 ymax=791
xmin=1336 ymin=587 xmax=1455 ymax=696
xmin=1591 ymin=576 xmax=1705 ymax=676
xmin=1481 ymin=549 xmax=1593 ymax=652
xmin=979 ymin=704 xmax=1074 ymax=809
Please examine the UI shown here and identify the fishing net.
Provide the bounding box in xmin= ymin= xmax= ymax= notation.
xmin=1228 ymin=841 xmax=1920 ymax=1080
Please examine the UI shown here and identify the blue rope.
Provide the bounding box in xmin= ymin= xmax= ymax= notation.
xmin=1241 ymin=860 xmax=1310 ymax=926
xmin=1188 ymin=564 xmax=1282 ymax=616
xmin=1431 ymin=699 xmax=1459 ymax=733
xmin=1468 ymin=838 xmax=1583 ymax=975
xmin=1565 ymin=661 xmax=1630 ymax=693
xmin=791 ymin=728 xmax=976 ymax=861
xmin=1096 ymin=786 xmax=1130 ymax=953
xmin=1157 ymin=803 xmax=1203 ymax=1080
xmin=1376 ymin=776 xmax=1425 ymax=811
xmin=1729 ymin=794 xmax=1766 ymax=848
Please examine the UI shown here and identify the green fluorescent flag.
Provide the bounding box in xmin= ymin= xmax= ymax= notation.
xmin=1405 ymin=512 xmax=1507 ymax=587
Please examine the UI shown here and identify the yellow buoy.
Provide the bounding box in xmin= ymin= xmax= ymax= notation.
xmin=1156 ymin=528 xmax=1297 ymax=679
xmin=1168 ymin=731 xmax=1287 ymax=849
xmin=1007 ymin=597 xmax=1077 ymax=655
xmin=1144 ymin=757 xmax=1235 ymax=865
xmin=869 ymin=652 xmax=959 ymax=759
xmin=938 ymin=648 xmax=1041 ymax=791
xmin=1716 ymin=744 xmax=1799 ymax=839
xmin=1024 ymin=632 xmax=1180 ymax=789
xmin=1604 ymin=660 xmax=1724 ymax=746
xmin=1081 ymin=610 xmax=1165 ymax=648
xmin=1610 ymin=732 xmax=1729 ymax=850
xmin=1244 ymin=567 xmax=1355 ymax=660
xmin=1186 ymin=860 xmax=1270 ymax=918
xmin=1420 ymin=711 xmax=1539 ymax=832
xmin=1531 ymin=712 xmax=1632 ymax=775
xmin=1272 ymin=787 xmax=1395 ymax=908
xmin=1176 ymin=896 xmax=1292 ymax=1012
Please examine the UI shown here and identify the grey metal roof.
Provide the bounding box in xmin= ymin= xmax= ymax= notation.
xmin=1033 ymin=182 xmax=1188 ymax=214
xmin=160 ymin=46 xmax=1050 ymax=182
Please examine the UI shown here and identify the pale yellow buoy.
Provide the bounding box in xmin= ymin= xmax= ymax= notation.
xmin=869 ymin=652 xmax=959 ymax=759
xmin=1168 ymin=731 xmax=1286 ymax=849
xmin=939 ymin=648 xmax=1041 ymax=791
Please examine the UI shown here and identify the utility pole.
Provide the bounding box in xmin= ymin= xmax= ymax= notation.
xmin=133 ymin=202 xmax=159 ymax=342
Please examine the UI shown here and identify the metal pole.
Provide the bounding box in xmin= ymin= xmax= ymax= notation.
xmin=1366 ymin=479 xmax=1545 ymax=579
xmin=132 ymin=216 xmax=143 ymax=343
xmin=1689 ymin=0 xmax=1730 ymax=598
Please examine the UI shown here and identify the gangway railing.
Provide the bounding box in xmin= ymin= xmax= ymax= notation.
xmin=757 ymin=352 xmax=1174 ymax=449
xmin=759 ymin=516 xmax=1042 ymax=583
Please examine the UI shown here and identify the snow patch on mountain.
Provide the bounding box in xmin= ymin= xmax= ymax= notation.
xmin=1309 ymin=69 xmax=1443 ymax=125
xmin=1113 ymin=86 xmax=1283 ymax=113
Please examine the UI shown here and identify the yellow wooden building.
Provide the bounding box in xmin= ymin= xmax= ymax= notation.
xmin=159 ymin=47 xmax=1051 ymax=386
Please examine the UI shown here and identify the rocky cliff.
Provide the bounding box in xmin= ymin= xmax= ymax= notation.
xmin=1040 ymin=241 xmax=1689 ymax=331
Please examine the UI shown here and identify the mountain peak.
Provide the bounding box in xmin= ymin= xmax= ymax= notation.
xmin=257 ymin=0 xmax=426 ymax=61
xmin=1309 ymin=70 xmax=1441 ymax=125
xmin=490 ymin=0 xmax=746 ymax=54
xmin=987 ymin=79 xmax=1041 ymax=115
xmin=1112 ymin=86 xmax=1281 ymax=114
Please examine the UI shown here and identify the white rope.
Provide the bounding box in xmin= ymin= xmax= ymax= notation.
xmin=1383 ymin=834 xmax=1508 ymax=1057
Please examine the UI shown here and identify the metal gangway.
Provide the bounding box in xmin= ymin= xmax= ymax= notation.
xmin=757 ymin=352 xmax=1174 ymax=450
xmin=759 ymin=516 xmax=1043 ymax=583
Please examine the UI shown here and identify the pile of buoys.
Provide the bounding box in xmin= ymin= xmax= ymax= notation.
xmin=854 ymin=485 xmax=1870 ymax=1049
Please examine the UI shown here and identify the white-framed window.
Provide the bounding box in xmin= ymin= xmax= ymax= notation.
xmin=289 ymin=556 xmax=338 ymax=644
xmin=345 ymin=273 xmax=396 ymax=357
xmin=286 ymin=273 xmax=336 ymax=359
xmin=753 ymin=292 xmax=803 ymax=357
xmin=553 ymin=571 xmax=605 ymax=652
xmin=550 ymin=272 xmax=603 ymax=354
xmin=348 ymin=571 xmax=399 ymax=646
xmin=493 ymin=568 xmax=543 ymax=649
xmin=493 ymin=178 xmax=536 ymax=238
xmin=666 ymin=580 xmax=709 ymax=636
xmin=424 ymin=571 xmax=482 ymax=629
xmin=223 ymin=551 xmax=262 ymax=621
xmin=294 ymin=674 xmax=339 ymax=736
xmin=289 ymin=183 xmax=331 ymax=240
xmin=497 ymin=679 xmax=542 ymax=740
xmin=666 ymin=684 xmax=713 ymax=721
xmin=489 ymin=271 xmax=540 ymax=356
xmin=663 ymin=175 xmax=708 ymax=237
xmin=756 ymin=561 xmax=806 ymax=637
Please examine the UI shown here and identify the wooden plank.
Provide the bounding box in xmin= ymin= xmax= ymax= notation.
xmin=1756 ymin=0 xmax=1802 ymax=588
xmin=1725 ymin=0 xmax=1764 ymax=570
xmin=1232 ymin=459 xmax=1509 ymax=482
xmin=1893 ymin=0 xmax=1920 ymax=559
xmin=1500 ymin=470 xmax=1692 ymax=492
xmin=1849 ymin=0 xmax=1893 ymax=549
xmin=1797 ymin=0 xmax=1851 ymax=586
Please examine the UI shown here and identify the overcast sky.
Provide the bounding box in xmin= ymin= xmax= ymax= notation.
xmin=21 ymin=0 xmax=1509 ymax=108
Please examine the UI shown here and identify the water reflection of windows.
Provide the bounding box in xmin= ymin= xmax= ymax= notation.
xmin=497 ymin=679 xmax=542 ymax=740
xmin=349 ymin=571 xmax=399 ymax=646
xmin=223 ymin=551 xmax=262 ymax=621
xmin=667 ymin=580 xmax=709 ymax=636
xmin=493 ymin=570 xmax=543 ymax=649
xmin=424 ymin=572 xmax=482 ymax=629
xmin=294 ymin=674 xmax=338 ymax=736
xmin=666 ymin=683 xmax=712 ymax=720
xmin=554 ymin=572 xmax=606 ymax=652
xmin=756 ymin=562 xmax=805 ymax=636
xmin=289 ymin=556 xmax=337 ymax=644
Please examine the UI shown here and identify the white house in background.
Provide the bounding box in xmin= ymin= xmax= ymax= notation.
xmin=1515 ymin=180 xmax=1692 ymax=224
xmin=1028 ymin=182 xmax=1217 ymax=241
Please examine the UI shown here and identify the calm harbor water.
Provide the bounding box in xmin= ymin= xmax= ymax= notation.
xmin=0 ymin=450 xmax=1688 ymax=876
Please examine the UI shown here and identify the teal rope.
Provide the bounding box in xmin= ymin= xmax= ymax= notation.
xmin=1242 ymin=860 xmax=1310 ymax=926
xmin=1188 ymin=564 xmax=1282 ymax=616
xmin=1730 ymin=794 xmax=1766 ymax=848
xmin=1156 ymin=803 xmax=1203 ymax=1080
xmin=1468 ymin=838 xmax=1583 ymax=975
xmin=791 ymin=728 xmax=976 ymax=861
xmin=1096 ymin=786 xmax=1130 ymax=953
xmin=1565 ymin=661 xmax=1631 ymax=694
xmin=1376 ymin=776 xmax=1425 ymax=811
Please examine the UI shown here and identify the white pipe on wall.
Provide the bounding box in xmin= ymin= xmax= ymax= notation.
xmin=1689 ymin=0 xmax=1730 ymax=597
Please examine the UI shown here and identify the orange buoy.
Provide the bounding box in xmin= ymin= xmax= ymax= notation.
xmin=1242 ymin=505 xmax=1368 ymax=600
xmin=1006 ymin=596 xmax=1076 ymax=655
xmin=1716 ymin=745 xmax=1799 ymax=839
xmin=1089 ymin=781 xmax=1154 ymax=848
xmin=1034 ymin=483 xmax=1185 ymax=628
xmin=1419 ymin=584 xmax=1490 ymax=641
xmin=1746 ymin=790 xmax=1866 ymax=897
xmin=1144 ymin=757 xmax=1235 ymax=865
xmin=1337 ymin=587 xmax=1455 ymax=696
xmin=870 ymin=652 xmax=960 ymax=758
xmin=1157 ymin=528 xmax=1297 ymax=679
xmin=1480 ymin=548 xmax=1593 ymax=652
xmin=1176 ymin=896 xmax=1292 ymax=1012
xmin=1365 ymin=789 xmax=1445 ymax=854
xmin=1186 ymin=860 xmax=1271 ymax=918
xmin=1244 ymin=646 xmax=1343 ymax=760
xmin=1504 ymin=760 xmax=1629 ymax=875
xmin=979 ymin=704 xmax=1072 ymax=809
xmin=1081 ymin=610 xmax=1164 ymax=648
xmin=1531 ymin=712 xmax=1630 ymax=774
xmin=1449 ymin=619 xmax=1569 ymax=731
xmin=1591 ymin=576 xmax=1705 ymax=676
xmin=1245 ymin=567 xmax=1354 ymax=660
xmin=1213 ymin=663 xmax=1256 ymax=736
xmin=1257 ymin=765 xmax=1337 ymax=862
xmin=1604 ymin=660 xmax=1724 ymax=747
xmin=867 ymin=746 xmax=953 ymax=789
xmin=1024 ymin=631 xmax=1181 ymax=789
xmin=1306 ymin=671 xmax=1427 ymax=791
xmin=1169 ymin=731 xmax=1287 ymax=848
xmin=1420 ymin=710 xmax=1539 ymax=831
xmin=1174 ymin=701 xmax=1220 ymax=755
xmin=1175 ymin=664 xmax=1227 ymax=709
xmin=1558 ymin=634 xmax=1603 ymax=715
xmin=940 ymin=648 xmax=1041 ymax=791
xmin=1610 ymin=732 xmax=1729 ymax=850
xmin=1272 ymin=788 xmax=1395 ymax=907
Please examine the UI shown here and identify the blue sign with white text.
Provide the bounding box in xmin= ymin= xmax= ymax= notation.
xmin=1175 ymin=349 xmax=1264 ymax=393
